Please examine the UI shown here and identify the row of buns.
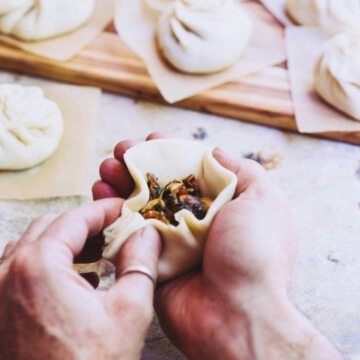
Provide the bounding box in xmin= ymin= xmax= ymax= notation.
xmin=1 ymin=0 xmax=360 ymax=171
xmin=0 ymin=0 xmax=254 ymax=171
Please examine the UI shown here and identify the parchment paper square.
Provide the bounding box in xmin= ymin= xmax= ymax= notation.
xmin=0 ymin=0 xmax=114 ymax=61
xmin=115 ymin=0 xmax=286 ymax=103
xmin=0 ymin=82 xmax=100 ymax=200
xmin=286 ymin=26 xmax=360 ymax=133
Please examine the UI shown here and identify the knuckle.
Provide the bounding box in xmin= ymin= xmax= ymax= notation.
xmin=32 ymin=213 xmax=55 ymax=224
xmin=8 ymin=246 xmax=38 ymax=283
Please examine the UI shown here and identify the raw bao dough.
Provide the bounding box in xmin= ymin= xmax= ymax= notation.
xmin=286 ymin=0 xmax=360 ymax=35
xmin=103 ymin=139 xmax=237 ymax=282
xmin=145 ymin=0 xmax=173 ymax=11
xmin=0 ymin=84 xmax=64 ymax=170
xmin=146 ymin=0 xmax=246 ymax=10
xmin=314 ymin=31 xmax=360 ymax=121
xmin=0 ymin=0 xmax=95 ymax=41
xmin=0 ymin=0 xmax=30 ymax=14
xmin=156 ymin=0 xmax=253 ymax=74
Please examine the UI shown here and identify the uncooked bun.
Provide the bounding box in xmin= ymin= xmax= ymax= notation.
xmin=145 ymin=0 xmax=172 ymax=11
xmin=156 ymin=0 xmax=253 ymax=74
xmin=0 ymin=0 xmax=31 ymax=14
xmin=146 ymin=0 xmax=246 ymax=9
xmin=314 ymin=31 xmax=360 ymax=121
xmin=0 ymin=84 xmax=64 ymax=170
xmin=102 ymin=139 xmax=237 ymax=282
xmin=286 ymin=0 xmax=360 ymax=35
xmin=0 ymin=0 xmax=95 ymax=41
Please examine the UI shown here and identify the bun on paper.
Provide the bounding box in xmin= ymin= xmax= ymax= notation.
xmin=0 ymin=0 xmax=95 ymax=41
xmin=0 ymin=83 xmax=64 ymax=170
xmin=314 ymin=31 xmax=360 ymax=121
xmin=156 ymin=0 xmax=253 ymax=74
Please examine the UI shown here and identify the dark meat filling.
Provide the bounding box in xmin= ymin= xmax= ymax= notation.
xmin=139 ymin=173 xmax=213 ymax=226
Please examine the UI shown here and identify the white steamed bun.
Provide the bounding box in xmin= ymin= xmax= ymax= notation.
xmin=145 ymin=0 xmax=173 ymax=11
xmin=156 ymin=0 xmax=253 ymax=74
xmin=0 ymin=0 xmax=31 ymax=14
xmin=314 ymin=31 xmax=360 ymax=121
xmin=0 ymin=84 xmax=64 ymax=170
xmin=0 ymin=0 xmax=95 ymax=41
xmin=286 ymin=0 xmax=360 ymax=35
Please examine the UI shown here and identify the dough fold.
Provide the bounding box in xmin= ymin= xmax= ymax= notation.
xmin=102 ymin=139 xmax=237 ymax=282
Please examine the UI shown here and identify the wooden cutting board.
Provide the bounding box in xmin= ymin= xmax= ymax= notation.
xmin=0 ymin=6 xmax=359 ymax=145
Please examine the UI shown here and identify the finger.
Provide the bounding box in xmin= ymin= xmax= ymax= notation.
xmin=212 ymin=147 xmax=241 ymax=174
xmin=212 ymin=148 xmax=267 ymax=195
xmin=145 ymin=132 xmax=167 ymax=141
xmin=105 ymin=227 xmax=162 ymax=321
xmin=33 ymin=198 xmax=124 ymax=265
xmin=92 ymin=180 xmax=120 ymax=200
xmin=115 ymin=226 xmax=162 ymax=284
xmin=234 ymin=159 xmax=268 ymax=195
xmin=113 ymin=139 xmax=139 ymax=163
xmin=98 ymin=158 xmax=135 ymax=198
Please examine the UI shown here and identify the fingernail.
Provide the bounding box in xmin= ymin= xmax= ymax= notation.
xmin=213 ymin=147 xmax=225 ymax=154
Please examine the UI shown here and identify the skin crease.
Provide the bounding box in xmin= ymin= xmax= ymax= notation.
xmin=92 ymin=132 xmax=343 ymax=360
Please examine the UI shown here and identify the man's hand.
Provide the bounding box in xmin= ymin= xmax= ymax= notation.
xmin=154 ymin=149 xmax=342 ymax=360
xmin=0 ymin=198 xmax=162 ymax=360
xmin=92 ymin=135 xmax=343 ymax=360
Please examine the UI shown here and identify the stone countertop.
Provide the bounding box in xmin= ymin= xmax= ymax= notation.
xmin=1 ymin=71 xmax=360 ymax=359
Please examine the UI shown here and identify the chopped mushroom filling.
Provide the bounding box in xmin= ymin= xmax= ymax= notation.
xmin=139 ymin=173 xmax=213 ymax=226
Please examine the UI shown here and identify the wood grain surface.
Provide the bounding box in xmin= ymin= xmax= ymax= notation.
xmin=0 ymin=5 xmax=359 ymax=145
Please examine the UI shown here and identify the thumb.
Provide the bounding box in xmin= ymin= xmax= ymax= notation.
xmin=105 ymin=227 xmax=162 ymax=324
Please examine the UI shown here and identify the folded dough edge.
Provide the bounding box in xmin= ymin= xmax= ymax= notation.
xmin=102 ymin=138 xmax=237 ymax=282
